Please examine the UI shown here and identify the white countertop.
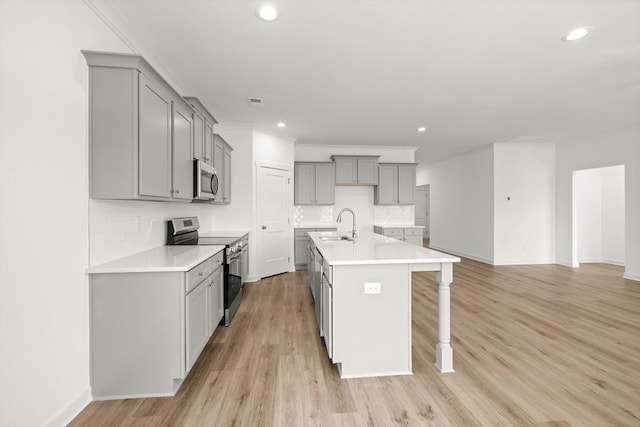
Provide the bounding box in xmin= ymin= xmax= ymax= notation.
xmin=294 ymin=224 xmax=337 ymax=229
xmin=199 ymin=229 xmax=250 ymax=238
xmin=87 ymin=245 xmax=225 ymax=274
xmin=373 ymin=224 xmax=425 ymax=229
xmin=309 ymin=232 xmax=460 ymax=266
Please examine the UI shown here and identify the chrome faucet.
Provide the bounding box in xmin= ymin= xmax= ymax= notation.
xmin=336 ymin=208 xmax=357 ymax=240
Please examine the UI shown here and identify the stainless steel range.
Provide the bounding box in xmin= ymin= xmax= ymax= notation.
xmin=167 ymin=217 xmax=248 ymax=326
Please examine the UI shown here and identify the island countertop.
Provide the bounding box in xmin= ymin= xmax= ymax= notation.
xmin=308 ymin=231 xmax=460 ymax=266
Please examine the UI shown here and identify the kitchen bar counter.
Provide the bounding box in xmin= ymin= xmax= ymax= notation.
xmin=86 ymin=245 xmax=225 ymax=274
xmin=310 ymin=231 xmax=456 ymax=266
xmin=308 ymin=231 xmax=460 ymax=377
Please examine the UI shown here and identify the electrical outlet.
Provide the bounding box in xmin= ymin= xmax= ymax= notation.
xmin=364 ymin=282 xmax=381 ymax=294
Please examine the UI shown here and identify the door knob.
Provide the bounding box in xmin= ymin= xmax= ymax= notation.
xmin=262 ymin=225 xmax=267 ymax=229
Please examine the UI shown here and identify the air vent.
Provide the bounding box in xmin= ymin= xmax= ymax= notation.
xmin=248 ymin=97 xmax=264 ymax=107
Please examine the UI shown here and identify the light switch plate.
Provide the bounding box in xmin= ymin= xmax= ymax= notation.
xmin=364 ymin=282 xmax=381 ymax=294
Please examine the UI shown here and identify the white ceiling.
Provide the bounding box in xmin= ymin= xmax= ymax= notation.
xmin=107 ymin=0 xmax=640 ymax=165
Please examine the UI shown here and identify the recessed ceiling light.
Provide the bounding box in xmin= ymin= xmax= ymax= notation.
xmin=417 ymin=127 xmax=426 ymax=132
xmin=256 ymin=4 xmax=279 ymax=22
xmin=562 ymin=27 xmax=592 ymax=42
xmin=277 ymin=122 xmax=286 ymax=128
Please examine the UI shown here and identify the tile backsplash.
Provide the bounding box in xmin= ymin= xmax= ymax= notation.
xmin=89 ymin=199 xmax=220 ymax=266
xmin=294 ymin=187 xmax=414 ymax=229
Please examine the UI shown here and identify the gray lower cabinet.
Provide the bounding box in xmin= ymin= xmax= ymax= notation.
xmin=331 ymin=155 xmax=379 ymax=185
xmin=184 ymin=97 xmax=218 ymax=167
xmin=83 ymin=50 xmax=195 ymax=202
xmin=294 ymin=162 xmax=335 ymax=205
xmin=373 ymin=225 xmax=423 ymax=246
xmin=294 ymin=227 xmax=337 ymax=269
xmin=90 ymin=251 xmax=224 ymax=399
xmin=213 ymin=134 xmax=233 ymax=204
xmin=374 ymin=163 xmax=417 ymax=205
xmin=321 ymin=268 xmax=333 ymax=359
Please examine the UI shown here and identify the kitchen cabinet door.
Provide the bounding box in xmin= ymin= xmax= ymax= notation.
xmin=186 ymin=280 xmax=209 ymax=372
xmin=223 ymin=148 xmax=231 ymax=203
xmin=322 ymin=273 xmax=333 ymax=359
xmin=295 ymin=236 xmax=309 ymax=269
xmin=334 ymin=158 xmax=356 ymax=184
xmin=208 ymin=267 xmax=224 ymax=335
xmin=205 ymin=121 xmax=215 ymax=166
xmin=294 ymin=163 xmax=315 ymax=205
xmin=397 ymin=165 xmax=416 ymax=204
xmin=357 ymin=158 xmax=378 ymax=184
xmin=314 ymin=164 xmax=335 ymax=204
xmin=171 ymin=103 xmax=194 ymax=200
xmin=376 ymin=164 xmax=398 ymax=205
xmin=138 ymin=73 xmax=172 ymax=199
xmin=192 ymin=112 xmax=205 ymax=162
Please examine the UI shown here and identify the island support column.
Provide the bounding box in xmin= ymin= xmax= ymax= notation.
xmin=435 ymin=262 xmax=454 ymax=373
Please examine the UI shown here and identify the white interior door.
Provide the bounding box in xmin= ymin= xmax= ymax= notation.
xmin=257 ymin=165 xmax=290 ymax=278
xmin=415 ymin=185 xmax=429 ymax=238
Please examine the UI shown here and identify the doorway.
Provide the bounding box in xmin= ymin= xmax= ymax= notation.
xmin=415 ymin=184 xmax=429 ymax=238
xmin=573 ymin=165 xmax=625 ymax=267
xmin=256 ymin=163 xmax=291 ymax=278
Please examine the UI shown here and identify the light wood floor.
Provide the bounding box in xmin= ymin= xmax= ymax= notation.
xmin=72 ymin=257 xmax=640 ymax=426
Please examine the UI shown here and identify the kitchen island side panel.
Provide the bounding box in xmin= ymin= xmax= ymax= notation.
xmin=332 ymin=263 xmax=411 ymax=378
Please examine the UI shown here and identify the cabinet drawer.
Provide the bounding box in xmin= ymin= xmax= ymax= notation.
xmin=383 ymin=228 xmax=403 ymax=237
xmin=403 ymin=228 xmax=423 ymax=237
xmin=186 ymin=251 xmax=223 ymax=293
xmin=209 ymin=251 xmax=224 ymax=271
xmin=186 ymin=261 xmax=210 ymax=293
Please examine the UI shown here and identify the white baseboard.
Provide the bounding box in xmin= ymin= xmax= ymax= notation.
xmin=556 ymin=259 xmax=577 ymax=268
xmin=578 ymin=258 xmax=602 ymax=263
xmin=429 ymin=245 xmax=493 ymax=265
xmin=44 ymin=387 xmax=91 ymax=427
xmin=623 ymin=272 xmax=640 ymax=282
xmin=245 ymin=275 xmax=260 ymax=283
xmin=493 ymin=259 xmax=555 ymax=266
xmin=602 ymin=259 xmax=625 ymax=267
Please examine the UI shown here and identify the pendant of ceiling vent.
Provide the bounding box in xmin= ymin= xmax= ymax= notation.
xmin=248 ymin=97 xmax=264 ymax=107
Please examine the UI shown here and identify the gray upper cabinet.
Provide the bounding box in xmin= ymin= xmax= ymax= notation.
xmin=192 ymin=112 xmax=205 ymax=162
xmin=184 ymin=97 xmax=217 ymax=166
xmin=172 ymin=102 xmax=194 ymax=200
xmin=138 ymin=74 xmax=172 ymax=199
xmin=83 ymin=51 xmax=195 ymax=202
xmin=294 ymin=162 xmax=335 ymax=205
xmin=374 ymin=163 xmax=417 ymax=205
xmin=213 ymin=134 xmax=232 ymax=205
xmin=331 ymin=155 xmax=379 ymax=185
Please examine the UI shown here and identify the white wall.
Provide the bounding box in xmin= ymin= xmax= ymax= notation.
xmin=421 ymin=145 xmax=495 ymax=263
xmin=601 ymin=165 xmax=625 ymax=265
xmin=493 ymin=143 xmax=555 ymax=265
xmin=575 ymin=168 xmax=603 ymax=263
xmin=556 ymin=130 xmax=639 ymax=281
xmin=0 ymin=1 xmax=131 ymax=426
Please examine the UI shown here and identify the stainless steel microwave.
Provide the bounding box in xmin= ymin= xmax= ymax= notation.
xmin=194 ymin=159 xmax=219 ymax=202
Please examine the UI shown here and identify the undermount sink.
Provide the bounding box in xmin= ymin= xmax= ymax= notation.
xmin=319 ymin=235 xmax=354 ymax=242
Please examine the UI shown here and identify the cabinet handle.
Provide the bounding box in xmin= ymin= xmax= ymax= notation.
xmin=175 ymin=189 xmax=180 ymax=194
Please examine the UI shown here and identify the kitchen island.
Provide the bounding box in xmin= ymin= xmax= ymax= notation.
xmin=308 ymin=231 xmax=460 ymax=378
